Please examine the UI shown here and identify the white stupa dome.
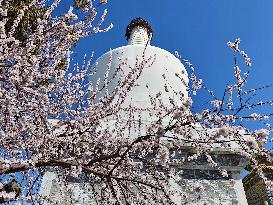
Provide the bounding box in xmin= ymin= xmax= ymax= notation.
xmin=91 ymin=18 xmax=189 ymax=109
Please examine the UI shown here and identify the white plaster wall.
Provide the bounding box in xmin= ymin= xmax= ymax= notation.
xmin=175 ymin=179 xmax=248 ymax=205
xmin=40 ymin=173 xmax=248 ymax=205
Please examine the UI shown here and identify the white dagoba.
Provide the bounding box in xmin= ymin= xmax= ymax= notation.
xmin=92 ymin=18 xmax=188 ymax=109
xmin=40 ymin=18 xmax=252 ymax=205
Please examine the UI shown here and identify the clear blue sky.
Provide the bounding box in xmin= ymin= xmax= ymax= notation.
xmin=57 ymin=0 xmax=273 ymax=148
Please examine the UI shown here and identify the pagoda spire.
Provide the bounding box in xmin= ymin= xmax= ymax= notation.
xmin=125 ymin=18 xmax=153 ymax=45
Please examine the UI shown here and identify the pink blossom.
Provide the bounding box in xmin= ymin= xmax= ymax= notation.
xmin=100 ymin=0 xmax=108 ymax=4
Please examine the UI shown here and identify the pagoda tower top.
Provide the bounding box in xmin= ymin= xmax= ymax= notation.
xmin=125 ymin=18 xmax=153 ymax=45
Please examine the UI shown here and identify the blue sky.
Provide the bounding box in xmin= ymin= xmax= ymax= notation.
xmin=82 ymin=0 xmax=273 ymax=92
xmin=73 ymin=0 xmax=273 ymax=146
xmin=56 ymin=1 xmax=273 ymax=147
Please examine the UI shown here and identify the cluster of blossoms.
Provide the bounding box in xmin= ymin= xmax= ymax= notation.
xmin=227 ymin=38 xmax=251 ymax=67
xmin=211 ymin=100 xmax=222 ymax=108
xmin=252 ymin=129 xmax=269 ymax=142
